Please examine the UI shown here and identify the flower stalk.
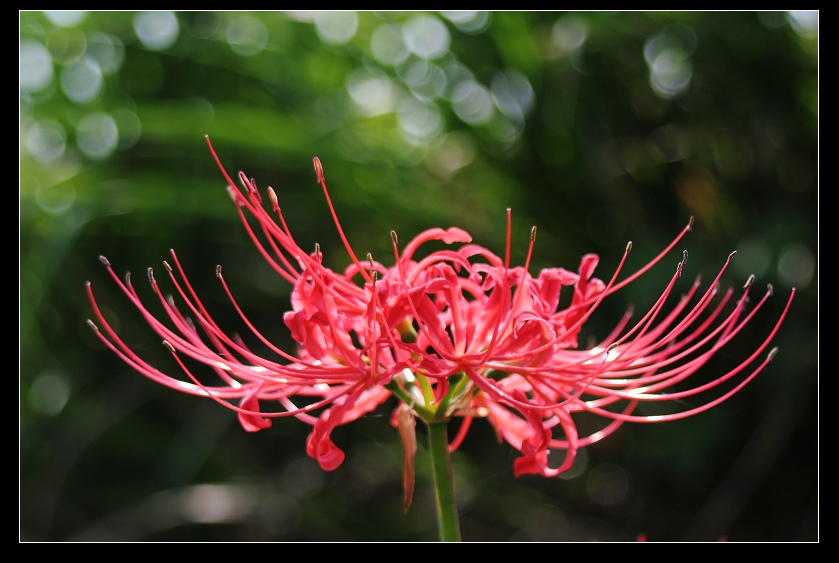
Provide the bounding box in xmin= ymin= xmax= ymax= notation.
xmin=428 ymin=420 xmax=461 ymax=542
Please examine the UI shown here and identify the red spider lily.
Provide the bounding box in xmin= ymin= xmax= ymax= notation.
xmin=85 ymin=136 xmax=794 ymax=480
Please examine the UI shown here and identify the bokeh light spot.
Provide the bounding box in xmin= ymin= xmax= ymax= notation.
xmin=399 ymin=60 xmax=447 ymax=101
xmin=439 ymin=11 xmax=491 ymax=34
xmin=644 ymin=25 xmax=697 ymax=99
xmin=226 ymin=15 xmax=268 ymax=56
xmin=485 ymin=115 xmax=522 ymax=148
xmin=46 ymin=26 xmax=87 ymax=66
xmin=491 ymin=69 xmax=535 ymax=124
xmin=586 ymin=463 xmax=630 ymax=507
xmin=370 ymin=23 xmax=410 ymax=66
xmin=133 ymin=11 xmax=180 ymax=51
xmin=648 ymin=49 xmax=692 ymax=99
xmin=450 ymin=79 xmax=495 ymax=126
xmin=87 ymin=32 xmax=125 ymax=74
xmin=35 ymin=180 xmax=76 ymax=215
xmin=786 ymin=11 xmax=818 ymax=39
xmin=20 ymin=40 xmax=54 ymax=93
xmin=402 ymin=14 xmax=450 ymax=60
xmin=314 ymin=11 xmax=359 ymax=46
xmin=426 ymin=131 xmax=477 ymax=177
xmin=347 ymin=71 xmax=396 ymax=116
xmin=112 ymin=108 xmax=143 ymax=150
xmin=24 ymin=119 xmax=67 ymax=164
xmin=396 ymin=97 xmax=443 ymax=146
xmin=28 ymin=371 xmax=71 ymax=416
xmin=76 ymin=112 xmax=119 ymax=159
xmin=60 ymin=56 xmax=103 ymax=103
xmin=551 ymin=15 xmax=589 ymax=53
xmin=43 ymin=10 xmax=87 ymax=28
xmin=777 ymin=242 xmax=815 ymax=289
xmin=179 ymin=484 xmax=253 ymax=524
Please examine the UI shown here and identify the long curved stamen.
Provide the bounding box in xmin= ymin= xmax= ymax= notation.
xmin=313 ymin=157 xmax=372 ymax=285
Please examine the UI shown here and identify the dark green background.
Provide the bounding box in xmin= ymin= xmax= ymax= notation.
xmin=20 ymin=11 xmax=817 ymax=541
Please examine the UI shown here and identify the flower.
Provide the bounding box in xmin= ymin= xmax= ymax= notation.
xmin=86 ymin=136 xmax=795 ymax=479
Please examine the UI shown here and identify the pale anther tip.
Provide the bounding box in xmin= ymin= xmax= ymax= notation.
xmin=86 ymin=319 xmax=98 ymax=331
xmin=687 ymin=216 xmax=695 ymax=231
xmin=163 ymin=340 xmax=176 ymax=353
xmin=99 ymin=255 xmax=111 ymax=267
xmin=728 ymin=250 xmax=737 ymax=261
xmin=530 ymin=226 xmax=537 ymax=241
xmin=767 ymin=347 xmax=778 ymax=361
xmin=313 ymin=157 xmax=325 ymax=183
xmin=216 ymin=265 xmax=223 ymax=277
xmin=163 ymin=260 xmax=173 ymax=272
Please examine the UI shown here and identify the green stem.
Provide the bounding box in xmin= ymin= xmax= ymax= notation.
xmin=427 ymin=421 xmax=461 ymax=541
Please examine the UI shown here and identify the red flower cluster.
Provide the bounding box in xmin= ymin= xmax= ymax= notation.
xmin=86 ymin=137 xmax=794 ymax=477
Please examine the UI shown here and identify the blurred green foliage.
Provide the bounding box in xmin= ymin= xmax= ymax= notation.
xmin=21 ymin=11 xmax=817 ymax=541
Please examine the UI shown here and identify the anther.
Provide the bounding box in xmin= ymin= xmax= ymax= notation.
xmin=147 ymin=267 xmax=155 ymax=284
xmin=727 ymin=250 xmax=737 ymax=261
xmin=98 ymin=255 xmax=111 ymax=267
xmin=267 ymin=187 xmax=279 ymax=209
xmin=391 ymin=230 xmax=398 ymax=246
xmin=676 ymin=250 xmax=688 ymax=277
xmin=163 ymin=260 xmax=173 ymax=273
xmin=767 ymin=347 xmax=778 ymax=361
xmin=530 ymin=226 xmax=537 ymax=241
xmin=687 ymin=216 xmax=695 ymax=231
xmin=314 ymin=243 xmax=321 ymax=259
xmin=163 ymin=340 xmax=176 ymax=353
xmin=313 ymin=157 xmax=325 ymax=184
xmin=626 ymin=241 xmax=633 ymax=253
xmin=216 ymin=265 xmax=223 ymax=277
xmin=226 ymin=186 xmax=239 ymax=203
xmin=766 ymin=283 xmax=774 ymax=296
xmin=743 ymin=274 xmax=755 ymax=290
xmin=86 ymin=319 xmax=99 ymax=332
